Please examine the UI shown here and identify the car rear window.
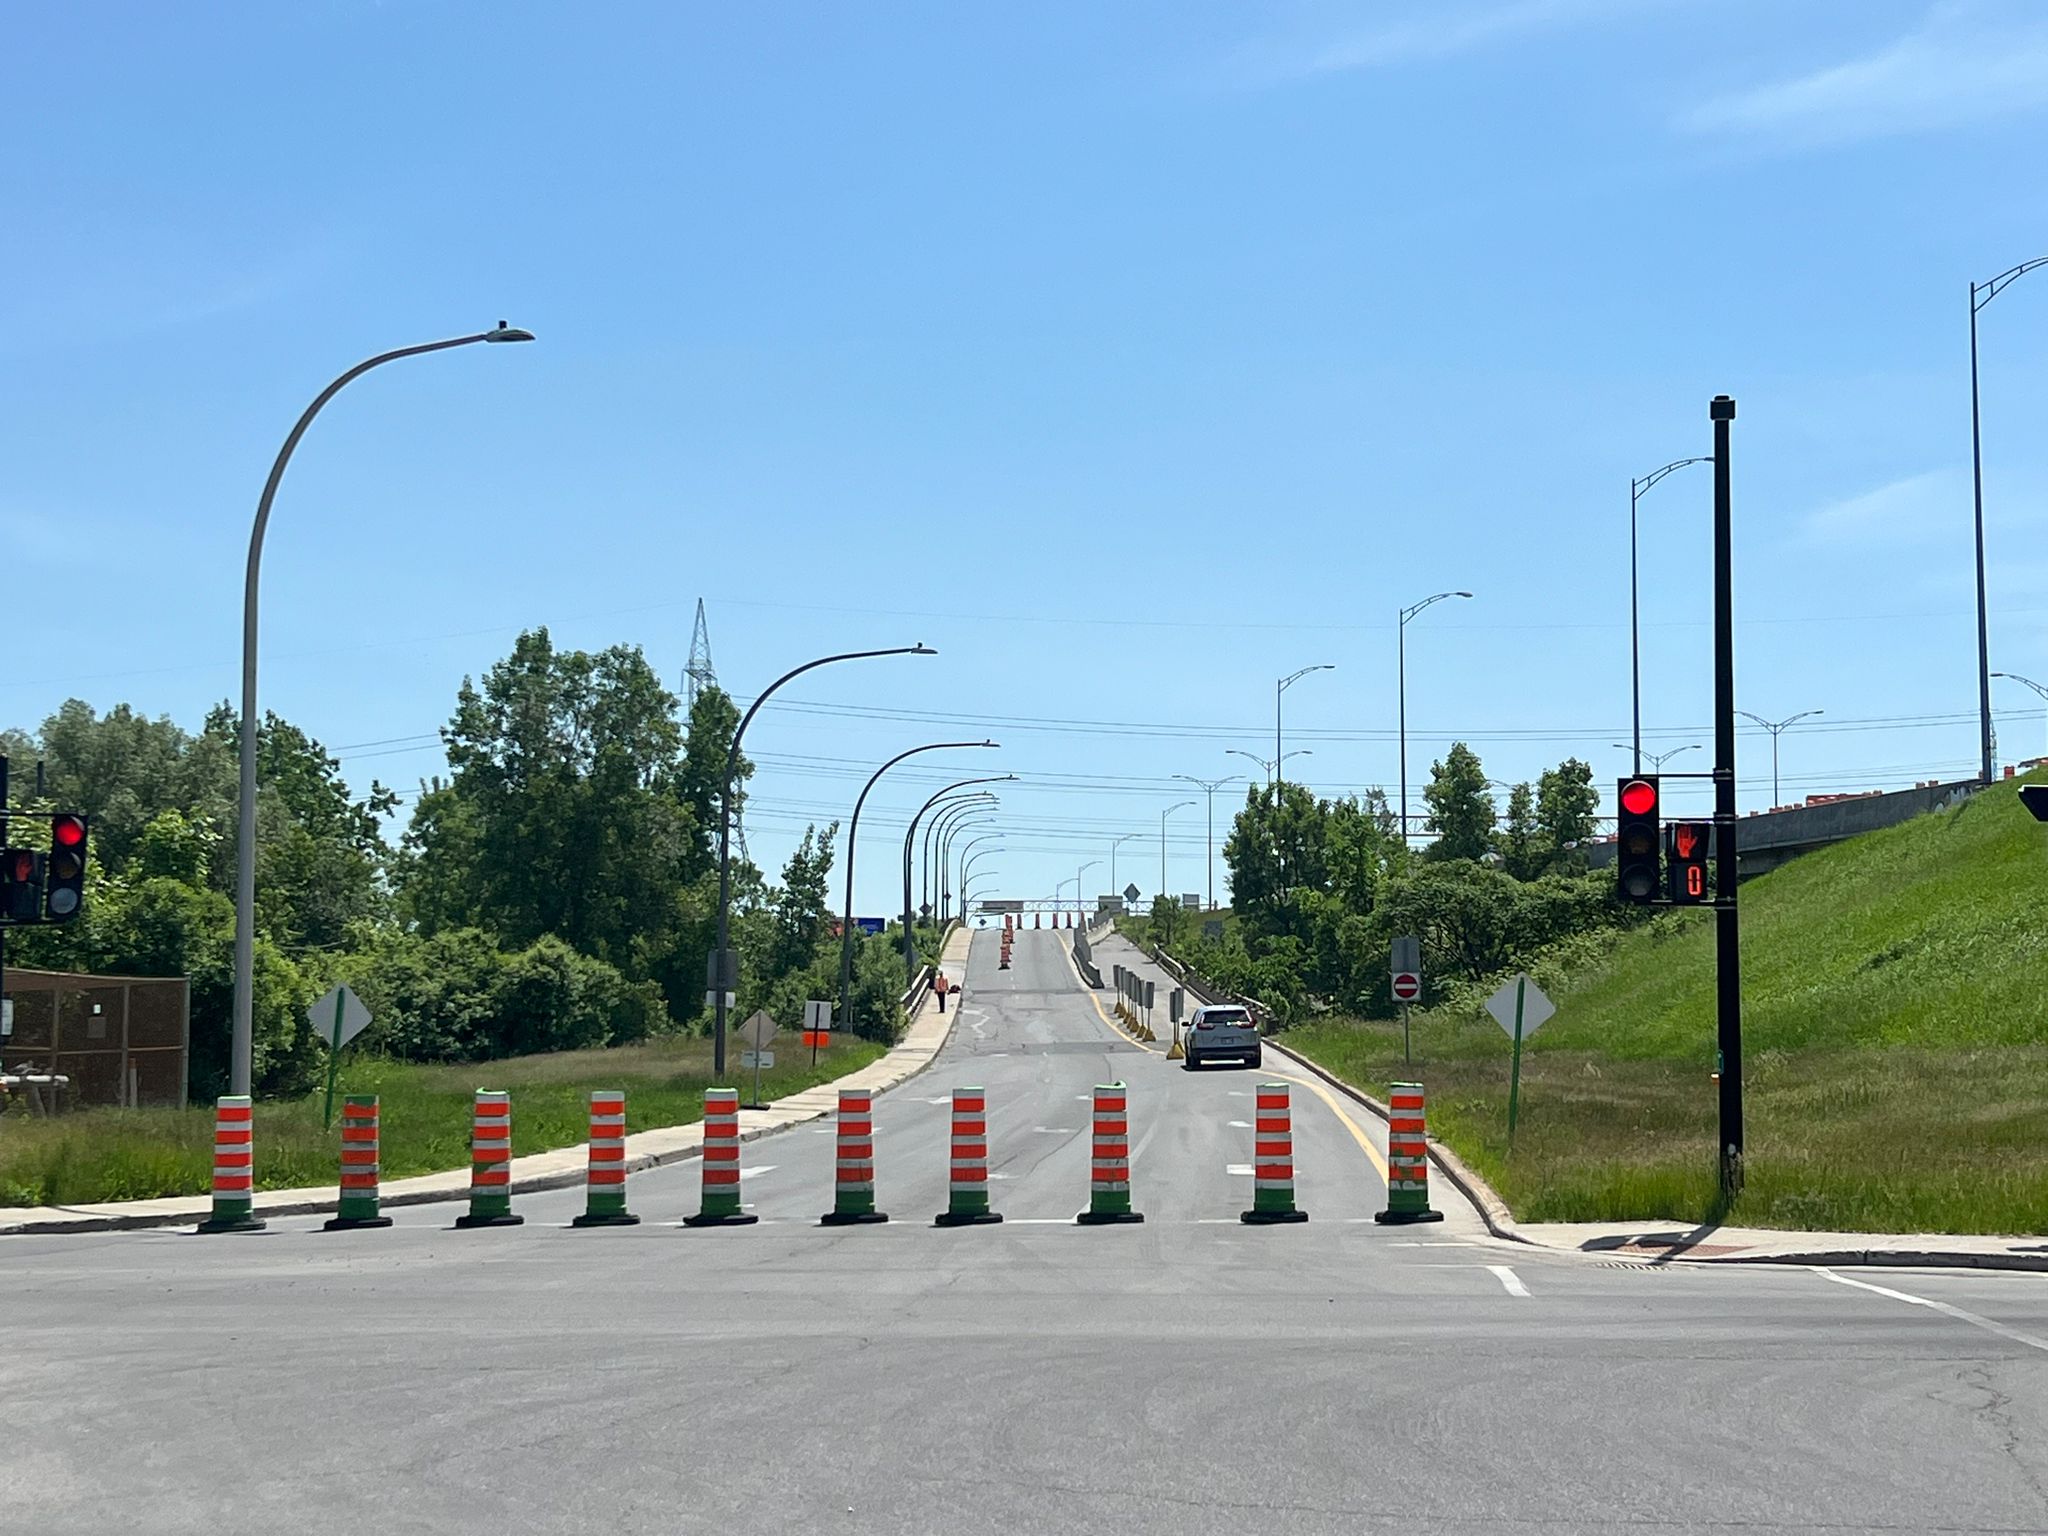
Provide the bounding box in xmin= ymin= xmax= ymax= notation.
xmin=1200 ymin=1008 xmax=1250 ymax=1026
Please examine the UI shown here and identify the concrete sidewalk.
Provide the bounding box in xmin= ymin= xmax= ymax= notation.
xmin=0 ymin=927 xmax=973 ymax=1237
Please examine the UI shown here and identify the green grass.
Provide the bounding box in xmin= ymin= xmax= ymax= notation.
xmin=0 ymin=1034 xmax=885 ymax=1208
xmin=1280 ymin=776 xmax=2048 ymax=1235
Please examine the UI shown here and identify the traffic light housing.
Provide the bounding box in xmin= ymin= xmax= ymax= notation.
xmin=1667 ymin=820 xmax=1711 ymax=904
xmin=3 ymin=848 xmax=41 ymax=922
xmin=44 ymin=813 xmax=86 ymax=921
xmin=1615 ymin=776 xmax=1660 ymax=903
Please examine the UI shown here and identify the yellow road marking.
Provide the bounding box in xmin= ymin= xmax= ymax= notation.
xmin=1260 ymin=1067 xmax=1390 ymax=1185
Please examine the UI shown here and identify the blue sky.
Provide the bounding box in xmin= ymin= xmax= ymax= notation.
xmin=5 ymin=0 xmax=2046 ymax=918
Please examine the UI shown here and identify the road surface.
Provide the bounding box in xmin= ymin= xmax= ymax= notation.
xmin=4 ymin=929 xmax=2046 ymax=1534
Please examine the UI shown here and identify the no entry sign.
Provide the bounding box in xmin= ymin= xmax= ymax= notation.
xmin=1392 ymin=972 xmax=1421 ymax=1004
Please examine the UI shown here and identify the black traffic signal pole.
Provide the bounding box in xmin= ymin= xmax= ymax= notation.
xmin=1710 ymin=394 xmax=1744 ymax=1197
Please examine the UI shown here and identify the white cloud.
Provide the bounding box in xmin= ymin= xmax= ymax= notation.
xmin=1800 ymin=469 xmax=1964 ymax=549
xmin=1681 ymin=1 xmax=2048 ymax=147
xmin=1219 ymin=0 xmax=1654 ymax=88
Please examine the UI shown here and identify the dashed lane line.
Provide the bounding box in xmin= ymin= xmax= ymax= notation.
xmin=1813 ymin=1267 xmax=2048 ymax=1355
xmin=1488 ymin=1264 xmax=1531 ymax=1297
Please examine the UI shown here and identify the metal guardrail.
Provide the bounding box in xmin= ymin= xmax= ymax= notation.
xmin=1152 ymin=946 xmax=1273 ymax=1029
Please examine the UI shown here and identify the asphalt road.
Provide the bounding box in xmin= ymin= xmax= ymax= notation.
xmin=5 ymin=929 xmax=2047 ymax=1535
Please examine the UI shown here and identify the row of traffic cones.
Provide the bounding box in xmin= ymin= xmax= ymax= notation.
xmin=196 ymin=1080 xmax=1447 ymax=1231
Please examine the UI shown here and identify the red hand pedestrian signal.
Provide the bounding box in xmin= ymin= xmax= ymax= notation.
xmin=1672 ymin=823 xmax=1701 ymax=860
xmin=1667 ymin=819 xmax=1711 ymax=906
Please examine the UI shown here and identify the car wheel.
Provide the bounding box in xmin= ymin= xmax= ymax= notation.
xmin=1249 ymin=1050 xmax=1263 ymax=1069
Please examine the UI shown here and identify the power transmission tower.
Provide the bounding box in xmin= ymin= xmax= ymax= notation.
xmin=685 ymin=598 xmax=716 ymax=710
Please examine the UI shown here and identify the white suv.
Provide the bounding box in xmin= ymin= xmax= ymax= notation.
xmin=1183 ymin=1003 xmax=1261 ymax=1069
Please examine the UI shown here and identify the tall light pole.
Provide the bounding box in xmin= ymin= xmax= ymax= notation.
xmin=1972 ymin=258 xmax=2048 ymax=785
xmin=1629 ymin=459 xmax=1712 ymax=772
xmin=1276 ymin=666 xmax=1335 ymax=798
xmin=1227 ymin=748 xmax=1310 ymax=779
xmin=1992 ymin=672 xmax=2048 ymax=759
xmin=941 ymin=813 xmax=998 ymax=921
xmin=1076 ymin=860 xmax=1100 ymax=922
xmin=961 ymin=844 xmax=1003 ymax=908
xmin=716 ymin=643 xmax=936 ymax=1074
xmin=1612 ymin=742 xmax=1704 ymax=772
xmin=903 ymin=776 xmax=1013 ymax=987
xmin=1398 ymin=591 xmax=1472 ymax=848
xmin=962 ymin=868 xmax=1000 ymax=917
xmin=1160 ymin=800 xmax=1195 ymax=906
xmin=1736 ymin=709 xmax=1823 ymax=810
xmin=955 ymin=830 xmax=1001 ymax=916
xmin=232 ymin=322 xmax=534 ymax=1098
xmin=1109 ymin=833 xmax=1140 ymax=900
xmin=1175 ymin=774 xmax=1243 ymax=910
xmin=837 ymin=742 xmax=993 ymax=1034
xmin=924 ymin=796 xmax=996 ymax=922
xmin=925 ymin=793 xmax=994 ymax=925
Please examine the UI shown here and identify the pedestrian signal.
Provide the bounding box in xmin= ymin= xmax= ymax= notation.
xmin=2 ymin=849 xmax=41 ymax=922
xmin=1667 ymin=820 xmax=1710 ymax=905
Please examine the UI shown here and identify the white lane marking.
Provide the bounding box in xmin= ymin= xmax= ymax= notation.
xmin=1225 ymin=1090 xmax=1250 ymax=1097
xmin=1226 ymin=1163 xmax=1254 ymax=1176
xmin=1813 ymin=1267 xmax=2048 ymax=1354
xmin=1227 ymin=1120 xmax=1252 ymax=1129
xmin=1390 ymin=1240 xmax=1487 ymax=1247
xmin=919 ymin=1097 xmax=953 ymax=1105
xmin=738 ymin=1166 xmax=777 ymax=1180
xmin=1033 ymin=1127 xmax=1077 ymax=1134
xmin=1006 ymin=1217 xmax=1075 ymax=1225
xmin=1487 ymin=1265 xmax=1530 ymax=1297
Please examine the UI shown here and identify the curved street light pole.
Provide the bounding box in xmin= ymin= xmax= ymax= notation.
xmin=1992 ymin=672 xmax=2048 ymax=759
xmin=1175 ymin=774 xmax=1244 ymax=911
xmin=961 ymin=844 xmax=1003 ymax=896
xmin=1075 ymin=860 xmax=1100 ymax=922
xmin=1276 ymin=665 xmax=1335 ymax=802
xmin=1613 ymin=742 xmax=1704 ymax=773
xmin=1109 ymin=833 xmax=1140 ymax=901
xmin=955 ymin=831 xmax=1002 ymax=915
xmin=903 ymin=776 xmax=1014 ymax=987
xmin=1161 ymin=800 xmax=1196 ymax=906
xmin=1736 ymin=709 xmax=1824 ymax=810
xmin=940 ymin=812 xmax=998 ymax=921
xmin=1629 ymin=460 xmax=1713 ymax=773
xmin=232 ymin=322 xmax=534 ymax=1097
xmin=836 ymin=740 xmax=993 ymax=1034
xmin=933 ymin=798 xmax=995 ymax=933
xmin=1972 ymin=257 xmax=2048 ymax=785
xmin=1398 ymin=591 xmax=1473 ymax=849
xmin=717 ymin=643 xmax=936 ymax=1074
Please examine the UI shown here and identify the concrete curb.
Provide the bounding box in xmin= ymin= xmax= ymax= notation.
xmin=1715 ymin=1249 xmax=2048 ymax=1274
xmin=1259 ymin=1035 xmax=1531 ymax=1245
xmin=1 ymin=961 xmax=965 ymax=1239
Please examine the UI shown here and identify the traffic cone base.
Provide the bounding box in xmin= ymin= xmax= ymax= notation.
xmin=1075 ymin=1208 xmax=1144 ymax=1225
xmin=1372 ymin=1207 xmax=1444 ymax=1225
xmin=820 ymin=1210 xmax=890 ymax=1226
xmin=1241 ymin=1208 xmax=1309 ymax=1225
xmin=571 ymin=1210 xmax=641 ymax=1228
xmin=454 ymin=1210 xmax=525 ymax=1228
xmin=323 ymin=1213 xmax=393 ymax=1231
xmin=933 ymin=1209 xmax=1003 ymax=1227
xmin=196 ymin=1212 xmax=267 ymax=1234
xmin=682 ymin=1210 xmax=760 ymax=1227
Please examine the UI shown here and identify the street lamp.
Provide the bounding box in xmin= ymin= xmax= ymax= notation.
xmin=925 ymin=793 xmax=994 ymax=926
xmin=715 ymin=643 xmax=937 ymax=1074
xmin=1971 ymin=259 xmax=2048 ymax=784
xmin=903 ymin=776 xmax=1014 ymax=987
xmin=1398 ymin=591 xmax=1472 ymax=847
xmin=1109 ymin=833 xmax=1140 ymax=900
xmin=1628 ymin=459 xmax=1713 ymax=772
xmin=1160 ymin=800 xmax=1195 ymax=907
xmin=962 ymin=868 xmax=1001 ymax=915
xmin=922 ymin=796 xmax=996 ymax=923
xmin=1226 ymin=748 xmax=1310 ymax=778
xmin=1991 ymin=673 xmax=2048 ymax=759
xmin=1612 ymin=742 xmax=1704 ymax=772
xmin=955 ymin=830 xmax=1001 ymax=911
xmin=1076 ymin=859 xmax=1100 ymax=922
xmin=1276 ymin=666 xmax=1335 ymax=796
xmin=231 ymin=322 xmax=534 ymax=1097
xmin=837 ymin=741 xmax=994 ymax=1034
xmin=1736 ymin=710 xmax=1823 ymax=810
xmin=1176 ymin=774 xmax=1244 ymax=911
xmin=962 ymin=844 xmax=1004 ymax=903
xmin=941 ymin=813 xmax=998 ymax=921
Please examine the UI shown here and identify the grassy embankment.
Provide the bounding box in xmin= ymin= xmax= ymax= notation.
xmin=0 ymin=1034 xmax=884 ymax=1208
xmin=1280 ymin=777 xmax=2048 ymax=1234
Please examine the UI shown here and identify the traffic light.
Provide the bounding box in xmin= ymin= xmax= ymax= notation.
xmin=2 ymin=848 xmax=41 ymax=922
xmin=1615 ymin=776 xmax=1660 ymax=902
xmin=44 ymin=813 xmax=86 ymax=922
xmin=1667 ymin=820 xmax=1711 ymax=905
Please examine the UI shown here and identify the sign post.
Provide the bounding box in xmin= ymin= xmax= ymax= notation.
xmin=736 ymin=1009 xmax=779 ymax=1108
xmin=802 ymin=999 xmax=832 ymax=1067
xmin=1390 ymin=935 xmax=1422 ymax=1066
xmin=1484 ymin=973 xmax=1554 ymax=1153
xmin=310 ymin=983 xmax=372 ymax=1129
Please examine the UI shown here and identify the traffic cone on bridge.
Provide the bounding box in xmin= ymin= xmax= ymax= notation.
xmin=571 ymin=1089 xmax=639 ymax=1227
xmin=821 ymin=1088 xmax=887 ymax=1224
xmin=323 ymin=1095 xmax=392 ymax=1231
xmin=685 ymin=1087 xmax=758 ymax=1226
xmin=454 ymin=1089 xmax=523 ymax=1228
xmin=1241 ymin=1082 xmax=1308 ymax=1224
xmin=934 ymin=1086 xmax=1001 ymax=1226
xmin=195 ymin=1095 xmax=264 ymax=1234
xmin=1374 ymin=1081 xmax=1444 ymax=1224
xmin=1075 ymin=1082 xmax=1142 ymax=1224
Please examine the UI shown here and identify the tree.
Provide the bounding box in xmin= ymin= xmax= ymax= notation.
xmin=1496 ymin=782 xmax=1544 ymax=880
xmin=1422 ymin=742 xmax=1495 ymax=862
xmin=1150 ymin=894 xmax=1185 ymax=950
xmin=677 ymin=685 xmax=751 ymax=884
xmin=1537 ymin=757 xmax=1600 ymax=868
xmin=1324 ymin=793 xmax=1399 ymax=911
xmin=1221 ymin=782 xmax=1330 ymax=942
xmin=768 ymin=823 xmax=838 ymax=977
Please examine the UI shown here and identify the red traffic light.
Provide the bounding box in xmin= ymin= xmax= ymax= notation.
xmin=51 ymin=815 xmax=85 ymax=848
xmin=1620 ymin=779 xmax=1658 ymax=817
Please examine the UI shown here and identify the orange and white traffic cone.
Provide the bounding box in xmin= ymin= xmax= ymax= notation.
xmin=934 ymin=1086 xmax=1001 ymax=1225
xmin=571 ymin=1089 xmax=639 ymax=1227
xmin=685 ymin=1087 xmax=758 ymax=1226
xmin=1375 ymin=1081 xmax=1444 ymax=1224
xmin=454 ymin=1090 xmax=523 ymax=1228
xmin=1076 ymin=1081 xmax=1142 ymax=1224
xmin=324 ymin=1095 xmax=392 ymax=1231
xmin=196 ymin=1095 xmax=264 ymax=1233
xmin=1241 ymin=1082 xmax=1308 ymax=1223
xmin=821 ymin=1088 xmax=887 ymax=1224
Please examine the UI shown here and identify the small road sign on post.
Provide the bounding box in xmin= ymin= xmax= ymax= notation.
xmin=1484 ymin=973 xmax=1555 ymax=1151
xmin=1123 ymin=883 xmax=1141 ymax=905
xmin=802 ymin=999 xmax=831 ymax=1065
xmin=311 ymin=983 xmax=372 ymax=1130
xmin=737 ymin=1010 xmax=779 ymax=1107
xmin=1390 ymin=935 xmax=1422 ymax=1064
